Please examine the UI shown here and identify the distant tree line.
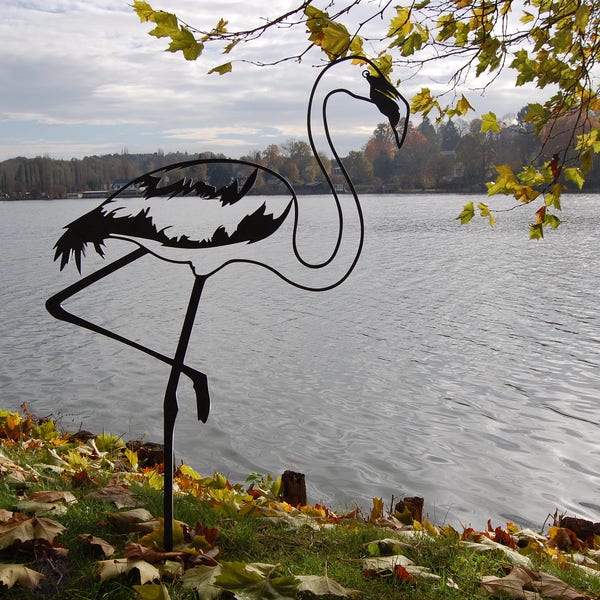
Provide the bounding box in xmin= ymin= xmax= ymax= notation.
xmin=3 ymin=110 xmax=600 ymax=199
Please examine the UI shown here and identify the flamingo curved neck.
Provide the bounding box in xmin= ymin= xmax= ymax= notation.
xmin=277 ymin=65 xmax=365 ymax=292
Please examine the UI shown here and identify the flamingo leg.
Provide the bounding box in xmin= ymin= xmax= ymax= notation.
xmin=46 ymin=248 xmax=210 ymax=422
xmin=163 ymin=274 xmax=206 ymax=551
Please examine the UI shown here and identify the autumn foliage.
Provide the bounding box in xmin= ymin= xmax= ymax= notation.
xmin=0 ymin=406 xmax=599 ymax=598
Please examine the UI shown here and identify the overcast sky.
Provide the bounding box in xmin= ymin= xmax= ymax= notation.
xmin=2 ymin=0 xmax=543 ymax=162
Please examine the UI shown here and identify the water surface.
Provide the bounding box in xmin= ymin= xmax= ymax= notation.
xmin=1 ymin=193 xmax=598 ymax=528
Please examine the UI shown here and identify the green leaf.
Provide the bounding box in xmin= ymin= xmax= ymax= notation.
xmin=214 ymin=562 xmax=299 ymax=599
xmin=133 ymin=583 xmax=171 ymax=600
xmin=182 ymin=564 xmax=222 ymax=599
xmin=455 ymin=201 xmax=475 ymax=224
xmin=543 ymin=214 xmax=561 ymax=229
xmin=319 ymin=22 xmax=352 ymax=59
xmin=166 ymin=27 xmax=203 ymax=60
xmin=563 ymin=167 xmax=585 ymax=189
xmin=208 ymin=62 xmax=233 ymax=75
xmin=147 ymin=11 xmax=179 ymax=39
xmin=529 ymin=223 xmax=544 ymax=240
xmin=580 ymin=149 xmax=593 ymax=173
xmin=478 ymin=202 xmax=495 ymax=227
xmin=481 ymin=112 xmax=501 ymax=133
xmin=132 ymin=0 xmax=155 ymax=22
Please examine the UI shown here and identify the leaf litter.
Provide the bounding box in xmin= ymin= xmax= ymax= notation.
xmin=0 ymin=406 xmax=598 ymax=598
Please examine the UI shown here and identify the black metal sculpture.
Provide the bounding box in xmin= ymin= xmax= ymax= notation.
xmin=46 ymin=56 xmax=409 ymax=550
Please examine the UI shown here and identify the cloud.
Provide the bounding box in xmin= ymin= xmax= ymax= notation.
xmin=1 ymin=0 xmax=546 ymax=161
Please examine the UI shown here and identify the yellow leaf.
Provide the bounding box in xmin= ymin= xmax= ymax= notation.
xmin=178 ymin=464 xmax=202 ymax=480
xmin=125 ymin=448 xmax=139 ymax=470
xmin=535 ymin=204 xmax=546 ymax=224
xmin=481 ymin=112 xmax=501 ymax=133
xmin=455 ymin=94 xmax=473 ymax=115
xmin=388 ymin=7 xmax=413 ymax=38
xmin=369 ymin=497 xmax=384 ymax=523
xmin=456 ymin=201 xmax=475 ymax=224
xmin=134 ymin=583 xmax=172 ymax=600
xmin=520 ymin=11 xmax=534 ymax=24
xmin=208 ymin=62 xmax=232 ymax=75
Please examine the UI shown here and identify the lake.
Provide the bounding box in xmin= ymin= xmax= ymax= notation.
xmin=1 ymin=193 xmax=598 ymax=529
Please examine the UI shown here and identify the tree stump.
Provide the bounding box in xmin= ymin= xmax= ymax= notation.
xmin=280 ymin=470 xmax=307 ymax=506
xmin=394 ymin=496 xmax=424 ymax=523
xmin=558 ymin=515 xmax=600 ymax=543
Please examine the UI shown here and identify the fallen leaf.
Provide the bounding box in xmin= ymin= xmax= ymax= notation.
xmin=361 ymin=554 xmax=414 ymax=573
xmin=369 ymin=497 xmax=384 ymax=523
xmin=14 ymin=500 xmax=68 ymax=517
xmin=0 ymin=509 xmax=13 ymax=522
xmin=161 ymin=560 xmax=184 ymax=578
xmin=133 ymin=583 xmax=172 ymax=599
xmin=0 ymin=514 xmax=65 ymax=549
xmin=463 ymin=538 xmax=532 ymax=567
xmin=98 ymin=558 xmax=161 ymax=584
xmin=181 ymin=564 xmax=222 ymax=599
xmin=108 ymin=508 xmax=154 ymax=531
xmin=86 ymin=483 xmax=137 ymax=508
xmin=481 ymin=566 xmax=592 ymax=600
xmin=365 ymin=538 xmax=410 ymax=556
xmin=78 ymin=534 xmax=115 ymax=557
xmin=0 ymin=563 xmax=45 ymax=590
xmin=214 ymin=561 xmax=299 ymax=600
xmin=296 ymin=574 xmax=359 ymax=597
xmin=29 ymin=490 xmax=77 ymax=505
xmin=539 ymin=570 xmax=593 ymax=599
xmin=361 ymin=554 xmax=459 ymax=589
xmin=124 ymin=542 xmax=185 ymax=564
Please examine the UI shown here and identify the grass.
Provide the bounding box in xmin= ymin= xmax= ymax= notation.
xmin=0 ymin=407 xmax=598 ymax=599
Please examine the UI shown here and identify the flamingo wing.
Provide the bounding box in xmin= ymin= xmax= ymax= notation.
xmin=54 ymin=165 xmax=292 ymax=271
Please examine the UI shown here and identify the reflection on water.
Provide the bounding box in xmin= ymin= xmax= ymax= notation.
xmin=1 ymin=193 xmax=599 ymax=527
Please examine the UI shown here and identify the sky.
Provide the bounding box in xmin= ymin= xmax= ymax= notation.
xmin=1 ymin=0 xmax=545 ymax=162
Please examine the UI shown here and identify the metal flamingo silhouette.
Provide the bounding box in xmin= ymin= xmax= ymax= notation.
xmin=46 ymin=56 xmax=409 ymax=550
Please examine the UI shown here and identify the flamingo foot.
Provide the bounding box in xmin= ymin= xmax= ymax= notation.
xmin=191 ymin=372 xmax=210 ymax=423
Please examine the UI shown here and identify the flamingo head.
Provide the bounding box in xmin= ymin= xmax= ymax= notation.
xmin=362 ymin=67 xmax=409 ymax=150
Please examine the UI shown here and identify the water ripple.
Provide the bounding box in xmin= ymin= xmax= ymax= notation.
xmin=1 ymin=194 xmax=599 ymax=527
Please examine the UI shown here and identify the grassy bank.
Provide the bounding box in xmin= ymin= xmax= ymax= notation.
xmin=0 ymin=406 xmax=598 ymax=599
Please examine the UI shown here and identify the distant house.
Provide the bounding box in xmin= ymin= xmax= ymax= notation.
xmin=110 ymin=179 xmax=140 ymax=197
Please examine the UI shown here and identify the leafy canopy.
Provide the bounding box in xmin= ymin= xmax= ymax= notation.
xmin=132 ymin=0 xmax=600 ymax=237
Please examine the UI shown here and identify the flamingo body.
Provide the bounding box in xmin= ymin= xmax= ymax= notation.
xmin=55 ymin=163 xmax=293 ymax=273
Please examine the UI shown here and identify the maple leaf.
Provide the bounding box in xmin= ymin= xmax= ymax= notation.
xmin=108 ymin=508 xmax=154 ymax=532
xmin=78 ymin=534 xmax=115 ymax=557
xmin=296 ymin=574 xmax=359 ymax=597
xmin=214 ymin=561 xmax=300 ymax=600
xmin=133 ymin=583 xmax=172 ymax=599
xmin=481 ymin=565 xmax=592 ymax=599
xmin=369 ymin=497 xmax=384 ymax=523
xmin=0 ymin=514 xmax=65 ymax=550
xmin=181 ymin=564 xmax=222 ymax=599
xmin=29 ymin=490 xmax=77 ymax=505
xmin=124 ymin=542 xmax=185 ymax=564
xmin=0 ymin=563 xmax=44 ymax=590
xmin=98 ymin=558 xmax=161 ymax=584
xmin=85 ymin=483 xmax=138 ymax=508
